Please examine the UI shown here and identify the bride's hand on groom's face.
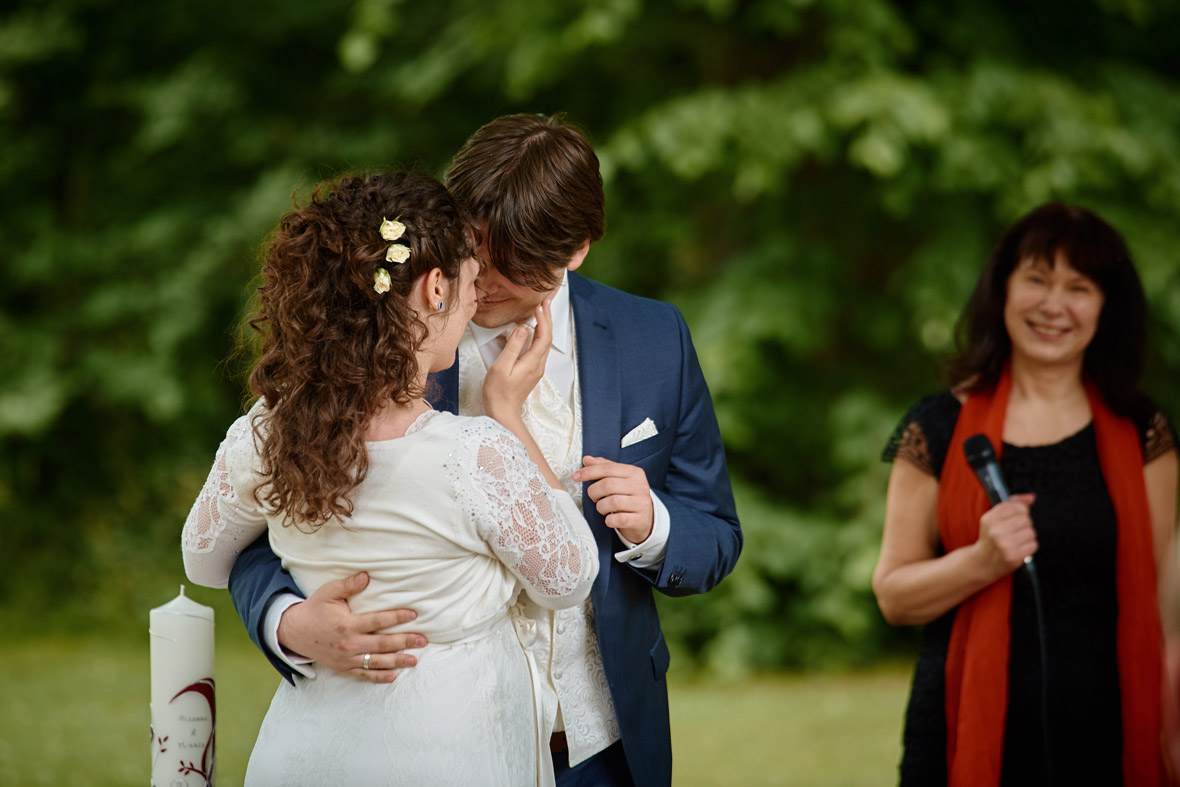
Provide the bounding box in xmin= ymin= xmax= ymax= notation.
xmin=482 ymin=298 xmax=553 ymax=424
xmin=278 ymin=571 xmax=427 ymax=683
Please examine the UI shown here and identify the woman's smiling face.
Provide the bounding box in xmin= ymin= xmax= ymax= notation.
xmin=1003 ymin=251 xmax=1105 ymax=372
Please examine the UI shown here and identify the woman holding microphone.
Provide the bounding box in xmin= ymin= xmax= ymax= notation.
xmin=873 ymin=203 xmax=1177 ymax=786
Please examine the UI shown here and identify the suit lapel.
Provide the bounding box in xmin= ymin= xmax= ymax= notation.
xmin=570 ymin=273 xmax=621 ymax=606
xmin=570 ymin=273 xmax=621 ymax=461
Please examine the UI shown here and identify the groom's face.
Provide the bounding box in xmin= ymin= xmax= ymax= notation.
xmin=472 ymin=247 xmax=561 ymax=329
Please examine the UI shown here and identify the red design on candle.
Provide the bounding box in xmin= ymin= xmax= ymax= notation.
xmin=171 ymin=678 xmax=216 ymax=786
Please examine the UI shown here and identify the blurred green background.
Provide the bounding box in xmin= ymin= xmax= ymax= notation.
xmin=4 ymin=0 xmax=1180 ymax=782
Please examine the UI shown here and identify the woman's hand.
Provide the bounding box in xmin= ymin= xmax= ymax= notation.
xmin=973 ymin=493 xmax=1038 ymax=578
xmin=482 ymin=299 xmax=552 ymax=423
xmin=481 ymin=299 xmax=565 ymax=490
xmin=874 ymin=462 xmax=1037 ymax=626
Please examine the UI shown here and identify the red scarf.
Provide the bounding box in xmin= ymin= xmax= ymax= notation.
xmin=937 ymin=365 xmax=1165 ymax=786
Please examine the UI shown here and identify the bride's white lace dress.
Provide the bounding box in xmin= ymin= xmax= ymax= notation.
xmin=182 ymin=404 xmax=598 ymax=786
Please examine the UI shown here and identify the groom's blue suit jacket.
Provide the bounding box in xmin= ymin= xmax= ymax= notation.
xmin=229 ymin=272 xmax=742 ymax=787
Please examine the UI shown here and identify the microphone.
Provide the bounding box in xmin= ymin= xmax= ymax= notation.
xmin=964 ymin=436 xmax=1049 ymax=779
xmin=963 ymin=433 xmax=1033 ymax=567
xmin=963 ymin=434 xmax=1009 ymax=505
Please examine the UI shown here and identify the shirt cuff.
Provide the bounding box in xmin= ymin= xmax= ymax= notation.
xmin=613 ymin=490 xmax=670 ymax=568
xmin=264 ymin=593 xmax=317 ymax=679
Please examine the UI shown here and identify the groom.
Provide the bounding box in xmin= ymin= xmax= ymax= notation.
xmin=228 ymin=114 xmax=741 ymax=786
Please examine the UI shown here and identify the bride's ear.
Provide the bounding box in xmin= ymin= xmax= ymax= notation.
xmin=413 ymin=268 xmax=448 ymax=314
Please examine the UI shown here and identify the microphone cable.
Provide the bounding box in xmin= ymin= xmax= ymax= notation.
xmin=1020 ymin=555 xmax=1053 ymax=787
xmin=964 ymin=434 xmax=1053 ymax=786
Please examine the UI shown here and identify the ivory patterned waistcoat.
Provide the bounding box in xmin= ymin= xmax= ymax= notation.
xmin=456 ymin=326 xmax=621 ymax=765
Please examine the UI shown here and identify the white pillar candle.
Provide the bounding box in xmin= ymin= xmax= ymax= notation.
xmin=150 ymin=585 xmax=216 ymax=786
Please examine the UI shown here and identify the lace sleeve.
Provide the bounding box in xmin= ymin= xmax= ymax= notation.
xmin=881 ymin=392 xmax=961 ymax=479
xmin=889 ymin=421 xmax=936 ymax=476
xmin=1143 ymin=409 xmax=1178 ymax=465
xmin=182 ymin=402 xmax=270 ymax=589
xmin=451 ymin=419 xmax=598 ymax=610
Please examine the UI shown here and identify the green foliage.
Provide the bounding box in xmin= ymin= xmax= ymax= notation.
xmin=4 ymin=0 xmax=1180 ymax=671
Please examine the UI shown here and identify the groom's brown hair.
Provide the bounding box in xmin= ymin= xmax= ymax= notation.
xmin=446 ymin=113 xmax=605 ymax=290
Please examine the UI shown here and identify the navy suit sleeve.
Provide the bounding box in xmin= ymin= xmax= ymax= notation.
xmin=228 ymin=532 xmax=304 ymax=683
xmin=640 ymin=308 xmax=742 ymax=596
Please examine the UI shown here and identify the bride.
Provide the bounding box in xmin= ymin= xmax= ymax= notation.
xmin=182 ymin=171 xmax=597 ymax=786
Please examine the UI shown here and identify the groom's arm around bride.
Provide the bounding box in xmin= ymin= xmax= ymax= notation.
xmin=228 ymin=113 xmax=742 ymax=787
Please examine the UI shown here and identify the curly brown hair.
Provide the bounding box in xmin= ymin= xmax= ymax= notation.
xmin=248 ymin=171 xmax=472 ymax=529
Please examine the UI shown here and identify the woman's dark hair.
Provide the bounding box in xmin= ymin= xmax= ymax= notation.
xmin=946 ymin=202 xmax=1147 ymax=415
xmin=248 ymin=171 xmax=471 ymax=529
xmin=446 ymin=113 xmax=605 ymax=290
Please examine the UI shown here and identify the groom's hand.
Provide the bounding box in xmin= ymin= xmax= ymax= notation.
xmin=278 ymin=571 xmax=426 ymax=684
xmin=574 ymin=456 xmax=655 ymax=544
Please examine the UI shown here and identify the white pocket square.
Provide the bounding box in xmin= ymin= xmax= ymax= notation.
xmin=621 ymin=418 xmax=658 ymax=448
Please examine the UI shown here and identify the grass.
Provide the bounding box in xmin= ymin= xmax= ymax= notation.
xmin=669 ymin=670 xmax=908 ymax=786
xmin=0 ymin=613 xmax=909 ymax=785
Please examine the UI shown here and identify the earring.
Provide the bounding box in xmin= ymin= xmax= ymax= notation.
xmin=437 ymin=302 xmax=444 ymax=311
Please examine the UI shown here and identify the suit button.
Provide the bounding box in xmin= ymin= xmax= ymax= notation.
xmin=557 ymin=623 xmax=567 ymax=634
xmin=554 ymin=669 xmax=564 ymax=680
xmin=669 ymin=572 xmax=682 ymax=587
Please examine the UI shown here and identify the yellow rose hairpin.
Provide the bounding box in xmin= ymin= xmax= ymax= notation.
xmin=374 ymin=216 xmax=410 ymax=293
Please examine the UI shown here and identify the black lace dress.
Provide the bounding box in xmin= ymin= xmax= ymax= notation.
xmin=882 ymin=392 xmax=1176 ymax=787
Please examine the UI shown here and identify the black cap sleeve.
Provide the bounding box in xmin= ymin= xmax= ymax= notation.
xmin=1129 ymin=395 xmax=1178 ymax=464
xmin=881 ymin=391 xmax=963 ymax=479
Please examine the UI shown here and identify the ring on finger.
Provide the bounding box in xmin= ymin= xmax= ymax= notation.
xmin=363 ymin=653 xmax=372 ymax=670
